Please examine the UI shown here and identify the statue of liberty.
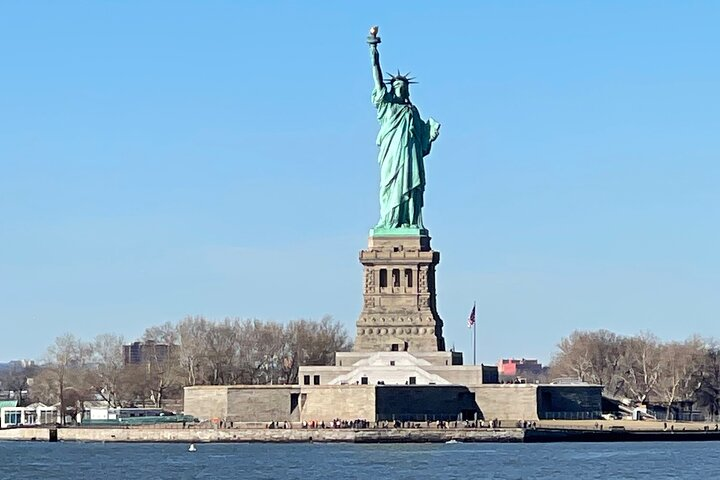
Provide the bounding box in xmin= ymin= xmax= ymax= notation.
xmin=367 ymin=26 xmax=440 ymax=232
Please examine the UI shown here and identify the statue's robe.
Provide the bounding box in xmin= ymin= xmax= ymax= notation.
xmin=372 ymin=84 xmax=435 ymax=229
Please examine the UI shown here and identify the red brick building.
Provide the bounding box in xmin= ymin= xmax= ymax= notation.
xmin=497 ymin=358 xmax=544 ymax=378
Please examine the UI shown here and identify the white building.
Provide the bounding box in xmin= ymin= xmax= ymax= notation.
xmin=1 ymin=403 xmax=58 ymax=429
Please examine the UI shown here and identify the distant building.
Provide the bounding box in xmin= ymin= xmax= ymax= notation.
xmin=497 ymin=358 xmax=545 ymax=378
xmin=122 ymin=341 xmax=173 ymax=365
xmin=0 ymin=359 xmax=35 ymax=371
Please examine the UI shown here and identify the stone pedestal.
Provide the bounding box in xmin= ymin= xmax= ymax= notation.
xmin=353 ymin=232 xmax=446 ymax=352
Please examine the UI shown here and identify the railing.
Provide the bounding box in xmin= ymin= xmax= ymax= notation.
xmin=539 ymin=411 xmax=603 ymax=420
xmin=651 ymin=411 xmax=706 ymax=422
xmin=376 ymin=413 xmax=465 ymax=422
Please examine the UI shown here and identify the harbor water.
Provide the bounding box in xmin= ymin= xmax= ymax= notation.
xmin=0 ymin=440 xmax=716 ymax=479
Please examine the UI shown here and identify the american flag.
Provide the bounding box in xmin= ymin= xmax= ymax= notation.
xmin=467 ymin=303 xmax=476 ymax=328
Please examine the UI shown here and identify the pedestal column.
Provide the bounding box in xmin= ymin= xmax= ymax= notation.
xmin=354 ymin=231 xmax=446 ymax=352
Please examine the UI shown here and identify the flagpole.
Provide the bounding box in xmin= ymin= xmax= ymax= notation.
xmin=473 ymin=301 xmax=477 ymax=366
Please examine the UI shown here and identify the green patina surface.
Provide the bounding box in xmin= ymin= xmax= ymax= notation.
xmin=83 ymin=414 xmax=196 ymax=426
xmin=370 ymin=226 xmax=428 ymax=237
xmin=368 ymin=27 xmax=440 ymax=232
xmin=0 ymin=399 xmax=19 ymax=409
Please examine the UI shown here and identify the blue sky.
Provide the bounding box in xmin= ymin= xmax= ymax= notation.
xmin=1 ymin=2 xmax=718 ymax=363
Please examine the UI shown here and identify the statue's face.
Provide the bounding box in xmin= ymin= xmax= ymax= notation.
xmin=392 ymin=80 xmax=409 ymax=100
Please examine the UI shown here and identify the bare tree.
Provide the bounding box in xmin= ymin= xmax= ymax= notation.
xmin=695 ymin=340 xmax=720 ymax=421
xmin=617 ymin=332 xmax=663 ymax=403
xmin=655 ymin=337 xmax=706 ymax=420
xmin=550 ymin=330 xmax=664 ymax=403
xmin=142 ymin=323 xmax=183 ymax=407
xmin=87 ymin=333 xmax=125 ymax=407
xmin=204 ymin=319 xmax=241 ymax=385
xmin=550 ymin=332 xmax=594 ymax=382
xmin=143 ymin=321 xmax=179 ymax=346
xmin=283 ymin=316 xmax=352 ymax=384
xmin=28 ymin=367 xmax=61 ymax=406
xmin=232 ymin=319 xmax=286 ymax=384
xmin=42 ymin=334 xmax=91 ymax=424
xmin=115 ymin=364 xmax=152 ymax=407
xmin=550 ymin=330 xmax=625 ymax=395
xmin=0 ymin=362 xmax=37 ymax=406
xmin=176 ymin=316 xmax=210 ymax=386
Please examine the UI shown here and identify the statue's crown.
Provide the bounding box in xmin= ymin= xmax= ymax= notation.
xmin=385 ymin=70 xmax=417 ymax=85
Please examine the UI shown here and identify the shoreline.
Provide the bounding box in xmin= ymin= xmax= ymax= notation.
xmin=3 ymin=426 xmax=720 ymax=443
xmin=0 ymin=426 xmax=522 ymax=443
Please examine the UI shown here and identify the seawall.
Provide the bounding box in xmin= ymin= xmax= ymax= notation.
xmin=4 ymin=426 xmax=720 ymax=443
xmin=524 ymin=428 xmax=720 ymax=443
xmin=0 ymin=427 xmax=522 ymax=443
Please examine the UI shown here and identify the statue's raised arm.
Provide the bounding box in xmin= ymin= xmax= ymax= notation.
xmin=367 ymin=26 xmax=384 ymax=91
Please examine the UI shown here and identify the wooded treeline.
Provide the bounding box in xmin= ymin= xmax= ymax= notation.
xmin=0 ymin=315 xmax=351 ymax=416
xmin=550 ymin=330 xmax=720 ymax=419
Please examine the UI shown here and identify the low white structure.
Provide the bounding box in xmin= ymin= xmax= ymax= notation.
xmin=86 ymin=407 xmax=120 ymax=421
xmin=328 ymin=352 xmax=451 ymax=385
xmin=299 ymin=351 xmax=497 ymax=387
xmin=1 ymin=403 xmax=58 ymax=429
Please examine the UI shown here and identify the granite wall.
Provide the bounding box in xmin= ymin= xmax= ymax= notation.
xmin=226 ymin=386 xmax=301 ymax=423
xmin=184 ymin=386 xmax=228 ymax=421
xmin=472 ymin=385 xmax=540 ymax=420
xmin=183 ymin=383 xmax=602 ymax=424
xmin=300 ymin=385 xmax=376 ymax=422
xmin=184 ymin=386 xmax=300 ymax=423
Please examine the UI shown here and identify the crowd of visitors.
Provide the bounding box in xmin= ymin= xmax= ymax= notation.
xmin=253 ymin=418 xmax=541 ymax=430
xmin=300 ymin=419 xmax=371 ymax=429
xmin=516 ymin=420 xmax=537 ymax=429
xmin=266 ymin=421 xmax=292 ymax=429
